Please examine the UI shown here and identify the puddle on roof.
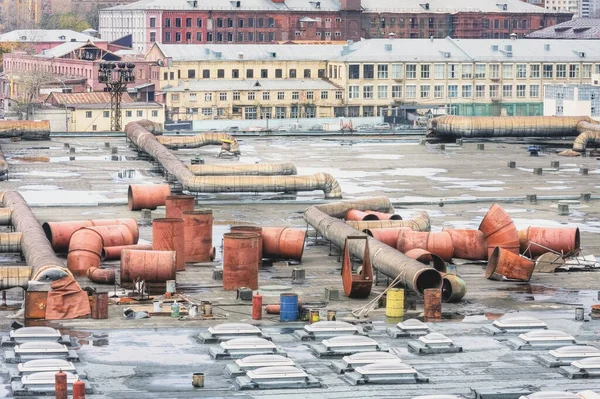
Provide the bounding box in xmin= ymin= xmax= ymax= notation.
xmin=48 ymin=155 xmax=131 ymax=162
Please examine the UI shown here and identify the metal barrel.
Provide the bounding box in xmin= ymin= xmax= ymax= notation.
xmin=231 ymin=225 xmax=262 ymax=265
xmin=183 ymin=210 xmax=213 ymax=263
xmin=152 ymin=218 xmax=185 ymax=271
xmin=128 ymin=184 xmax=171 ymax=211
xmin=261 ymin=227 xmax=306 ymax=261
xmin=279 ymin=293 xmax=299 ymax=321
xmin=120 ymin=249 xmax=177 ymax=283
xmin=386 ymin=288 xmax=405 ymax=318
xmin=222 ymin=232 xmax=260 ymax=290
xmin=165 ymin=195 xmax=196 ymax=219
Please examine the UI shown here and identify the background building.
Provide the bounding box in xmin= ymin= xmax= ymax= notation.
xmin=546 ymin=0 xmax=580 ymax=16
xmin=543 ymin=84 xmax=600 ymax=119
xmin=527 ymin=18 xmax=600 ymax=39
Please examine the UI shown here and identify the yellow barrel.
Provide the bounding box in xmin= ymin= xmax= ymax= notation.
xmin=386 ymin=288 xmax=405 ymax=318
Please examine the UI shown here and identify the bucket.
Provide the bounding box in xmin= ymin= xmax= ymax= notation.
xmin=309 ymin=310 xmax=320 ymax=324
xmin=204 ymin=303 xmax=213 ymax=316
xmin=386 ymin=288 xmax=405 ymax=318
xmin=279 ymin=293 xmax=299 ymax=322
xmin=299 ymin=306 xmax=310 ymax=321
xmin=327 ymin=310 xmax=337 ymax=321
xmin=166 ymin=280 xmax=176 ymax=294
xmin=575 ymin=307 xmax=584 ymax=321
xmin=153 ymin=301 xmax=162 ymax=313
xmin=192 ymin=373 xmax=204 ymax=388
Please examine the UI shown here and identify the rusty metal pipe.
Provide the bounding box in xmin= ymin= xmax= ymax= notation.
xmin=518 ymin=227 xmax=580 ymax=257
xmin=137 ymin=119 xmax=163 ymax=135
xmin=157 ymin=132 xmax=241 ymax=154
xmin=128 ymin=184 xmax=172 ymax=211
xmin=166 ymin=195 xmax=196 ymax=219
xmin=88 ymin=225 xmax=136 ymax=247
xmin=231 ymin=225 xmax=262 ymax=265
xmin=486 ymin=247 xmax=535 ymax=282
xmin=303 ymin=197 xmax=442 ymax=295
xmin=188 ymin=163 xmax=297 ymax=176
xmin=444 ymin=229 xmax=488 ymax=260
xmin=429 ymin=115 xmax=595 ymax=138
xmin=67 ymin=228 xmax=103 ymax=276
xmin=223 ymin=232 xmax=260 ymax=290
xmin=572 ymin=124 xmax=600 ymax=152
xmin=364 ymin=211 xmax=402 ymax=220
xmin=0 ymin=120 xmax=50 ymax=140
xmin=405 ymin=248 xmax=447 ymax=273
xmin=0 ymin=266 xmax=32 ymax=289
xmin=126 ymin=121 xmax=342 ymax=199
xmin=101 ymin=244 xmax=153 ymax=261
xmin=86 ymin=267 xmax=116 ymax=284
xmin=1 ymin=191 xmax=67 ymax=282
xmin=345 ymin=210 xmax=379 ymax=221
xmin=152 ymin=218 xmax=185 ymax=271
xmin=43 ymin=218 xmax=139 ymax=252
xmin=346 ymin=212 xmax=431 ymax=232
xmin=0 ymin=207 xmax=12 ymax=225
xmin=120 ymin=249 xmax=177 ymax=283
xmin=183 ymin=210 xmax=213 ymax=262
xmin=0 ymin=232 xmax=22 ymax=253
xmin=261 ymin=227 xmax=305 ymax=261
xmin=397 ymin=231 xmax=454 ymax=262
xmin=364 ymin=227 xmax=408 ymax=247
xmin=441 ymin=273 xmax=467 ymax=303
xmin=479 ymin=203 xmax=519 ymax=258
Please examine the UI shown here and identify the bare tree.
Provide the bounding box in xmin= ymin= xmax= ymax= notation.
xmin=9 ymin=69 xmax=55 ymax=119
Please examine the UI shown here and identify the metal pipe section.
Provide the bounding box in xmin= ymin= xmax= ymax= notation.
xmin=0 ymin=207 xmax=12 ymax=225
xmin=0 ymin=232 xmax=22 ymax=253
xmin=0 ymin=120 xmax=51 ymax=140
xmin=187 ymin=163 xmax=297 ymax=176
xmin=0 ymin=266 xmax=32 ymax=290
xmin=0 ymin=146 xmax=7 ymax=181
xmin=126 ymin=121 xmax=342 ymax=199
xmin=429 ymin=115 xmax=594 ymax=138
xmin=573 ymin=123 xmax=600 ymax=152
xmin=157 ymin=132 xmax=241 ymax=153
xmin=345 ymin=212 xmax=431 ymax=232
xmin=1 ymin=191 xmax=68 ymax=282
xmin=137 ymin=119 xmax=163 ymax=135
xmin=303 ymin=197 xmax=442 ymax=295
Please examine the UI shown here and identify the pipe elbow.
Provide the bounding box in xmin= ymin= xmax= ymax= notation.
xmin=87 ymin=267 xmax=116 ymax=284
xmin=316 ymin=172 xmax=342 ymax=199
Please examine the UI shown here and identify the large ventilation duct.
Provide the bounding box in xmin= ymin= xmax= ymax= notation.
xmin=0 ymin=146 xmax=7 ymax=180
xmin=188 ymin=163 xmax=297 ymax=176
xmin=0 ymin=208 xmax=12 ymax=225
xmin=157 ymin=132 xmax=240 ymax=153
xmin=573 ymin=122 xmax=600 ymax=152
xmin=0 ymin=120 xmax=50 ymax=140
xmin=429 ymin=115 xmax=595 ymax=138
xmin=1 ymin=191 xmax=68 ymax=282
xmin=126 ymin=121 xmax=342 ymax=199
xmin=303 ymin=197 xmax=442 ymax=295
xmin=0 ymin=232 xmax=22 ymax=253
xmin=345 ymin=212 xmax=431 ymax=232
xmin=137 ymin=119 xmax=163 ymax=135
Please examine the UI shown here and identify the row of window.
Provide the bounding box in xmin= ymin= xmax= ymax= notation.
xmin=153 ymin=16 xmax=342 ymax=29
xmin=162 ymin=31 xmax=278 ymax=43
xmin=171 ymin=90 xmax=344 ymax=102
xmin=367 ymin=17 xmax=531 ymax=30
xmin=346 ymin=84 xmax=541 ymax=100
xmin=163 ymin=68 xmax=326 ymax=80
xmin=346 ymin=63 xmax=600 ymax=80
xmin=85 ymin=110 xmax=159 ymax=118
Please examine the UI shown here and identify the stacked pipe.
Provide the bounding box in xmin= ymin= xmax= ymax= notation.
xmin=125 ymin=121 xmax=342 ymax=199
xmin=0 ymin=120 xmax=51 ymax=140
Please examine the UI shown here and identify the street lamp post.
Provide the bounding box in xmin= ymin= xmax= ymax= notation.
xmin=54 ymin=77 xmax=70 ymax=131
xmin=98 ymin=62 xmax=136 ymax=132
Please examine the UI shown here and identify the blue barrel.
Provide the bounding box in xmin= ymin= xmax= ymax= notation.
xmin=280 ymin=293 xmax=299 ymax=322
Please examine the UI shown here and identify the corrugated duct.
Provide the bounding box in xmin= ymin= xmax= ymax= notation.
xmin=0 ymin=120 xmax=50 ymax=140
xmin=303 ymin=197 xmax=442 ymax=295
xmin=188 ymin=163 xmax=297 ymax=176
xmin=0 ymin=232 xmax=22 ymax=253
xmin=126 ymin=121 xmax=342 ymax=199
xmin=0 ymin=146 xmax=7 ymax=180
xmin=345 ymin=212 xmax=431 ymax=232
xmin=157 ymin=132 xmax=241 ymax=154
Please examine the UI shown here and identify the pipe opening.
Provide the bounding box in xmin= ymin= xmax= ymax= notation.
xmin=42 ymin=222 xmax=53 ymax=245
xmin=442 ymin=278 xmax=453 ymax=302
xmin=574 ymin=227 xmax=581 ymax=251
xmin=362 ymin=214 xmax=379 ymax=221
xmin=413 ymin=268 xmax=443 ymax=295
xmin=485 ymin=247 xmax=500 ymax=279
xmin=127 ymin=185 xmax=134 ymax=210
xmin=388 ymin=214 xmax=403 ymax=220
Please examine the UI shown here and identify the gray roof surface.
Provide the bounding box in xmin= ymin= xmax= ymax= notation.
xmin=360 ymin=0 xmax=565 ymax=14
xmin=526 ymin=18 xmax=600 ymax=39
xmin=0 ymin=29 xmax=102 ymax=43
xmin=37 ymin=41 xmax=95 ymax=58
xmin=107 ymin=0 xmax=339 ymax=11
xmin=161 ymin=79 xmax=340 ymax=92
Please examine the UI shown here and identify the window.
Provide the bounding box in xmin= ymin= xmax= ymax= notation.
xmin=248 ymin=32 xmax=253 ymax=41
xmin=348 ymin=64 xmax=360 ymax=79
xmin=245 ymin=107 xmax=257 ymax=119
xmin=556 ymin=64 xmax=567 ymax=78
xmin=462 ymin=85 xmax=472 ymax=98
xmin=187 ymin=69 xmax=195 ymax=79
xmin=516 ymin=84 xmax=526 ymax=97
xmin=196 ymin=32 xmax=202 ymax=41
xmin=289 ymin=69 xmax=297 ymax=78
xmin=126 ymin=111 xmax=132 ymax=117
xmin=318 ymin=69 xmax=325 ymax=78
xmin=185 ymin=32 xmax=193 ymax=41
xmin=170 ymin=72 xmax=175 ymax=80
xmin=213 ymin=69 xmax=222 ymax=79
xmin=420 ymin=84 xmax=430 ymax=98
xmin=197 ymin=18 xmax=202 ymax=27
xmin=434 ymin=64 xmax=444 ymax=79
xmin=583 ymin=64 xmax=592 ymax=79
xmin=152 ymin=110 xmax=158 ymax=117
xmin=189 ymin=93 xmax=197 ymax=102
xmin=405 ymin=85 xmax=416 ymax=99
xmin=172 ymin=94 xmax=180 ymax=101
xmin=448 ymin=64 xmax=458 ymax=79
xmin=290 ymin=105 xmax=299 ymax=118
xmin=391 ymin=64 xmax=403 ymax=79
xmin=502 ymin=84 xmax=513 ymax=97
xmin=277 ymin=92 xmax=284 ymax=100
xmin=335 ymin=91 xmax=343 ymax=99
xmin=261 ymin=69 xmax=268 ymax=78
xmin=406 ymin=64 xmax=417 ymax=79
xmin=258 ymin=18 xmax=264 ymax=27
xmin=378 ymin=64 xmax=388 ymax=79
xmin=516 ymin=64 xmax=527 ymax=79
xmin=543 ymin=64 xmax=553 ymax=78
xmin=217 ymin=18 xmax=223 ymax=27
xmin=530 ymin=84 xmax=539 ymax=97
xmin=305 ymin=106 xmax=315 ymax=118
xmin=92 ymin=125 xmax=97 ymax=131
xmin=204 ymin=93 xmax=212 ymax=101
xmin=556 ymin=105 xmax=563 ymax=116
xmin=489 ymin=84 xmax=499 ymax=98
xmin=186 ymin=17 xmax=192 ymax=27
xmin=233 ymin=92 xmax=240 ymax=100
xmin=304 ymin=69 xmax=311 ymax=78
xmin=150 ymin=32 xmax=156 ymax=42
xmin=291 ymin=91 xmax=300 ymax=100
xmin=321 ymin=91 xmax=328 ymax=99
xmin=348 ymin=85 xmax=360 ymax=99
xmin=248 ymin=18 xmax=254 ymax=27
xmin=219 ymin=92 xmax=227 ymax=101
xmin=448 ymin=85 xmax=458 ymax=98
xmin=475 ymin=85 xmax=485 ymax=98
xmin=200 ymin=108 xmax=211 ymax=116
xmin=175 ymin=32 xmax=182 ymax=42
xmin=137 ymin=110 xmax=143 ymax=117
xmin=217 ymin=32 xmax=223 ymax=42
xmin=248 ymin=92 xmax=255 ymax=100
xmin=489 ymin=64 xmax=500 ymax=79
xmin=165 ymin=32 xmax=171 ymax=42
xmin=434 ymin=85 xmax=444 ymax=98
xmin=103 ymin=111 xmax=109 ymax=118
xmin=165 ymin=18 xmax=171 ymax=27
xmin=377 ymin=85 xmax=388 ymax=99
xmin=363 ymin=64 xmax=374 ymax=79
xmin=530 ymin=64 xmax=540 ymax=79
xmin=227 ymin=32 xmax=233 ymax=42
xmin=201 ymin=69 xmax=209 ymax=79
xmin=247 ymin=69 xmax=254 ymax=78
xmin=461 ymin=64 xmax=472 ymax=79
xmin=304 ymin=91 xmax=313 ymax=100
xmin=363 ymin=86 xmax=373 ymax=99
xmin=263 ymin=92 xmax=270 ymax=100
xmin=150 ymin=17 xmax=156 ymax=27
xmin=502 ymin=64 xmax=513 ymax=79
xmin=569 ymin=64 xmax=579 ymax=79
xmin=275 ymin=69 xmax=282 ymax=78
xmin=420 ymin=64 xmax=430 ymax=79
xmin=175 ymin=18 xmax=181 ymax=27
xmin=475 ymin=64 xmax=486 ymax=79
xmin=232 ymin=69 xmax=239 ymax=78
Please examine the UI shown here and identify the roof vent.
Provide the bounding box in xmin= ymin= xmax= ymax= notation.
xmin=59 ymin=35 xmax=66 ymax=40
xmin=520 ymin=392 xmax=583 ymax=399
xmin=225 ymin=354 xmax=296 ymax=377
xmin=210 ymin=337 xmax=283 ymax=359
xmin=234 ymin=366 xmax=321 ymax=390
xmin=409 ymin=333 xmax=463 ymax=355
xmin=21 ymin=371 xmax=77 ymax=386
xmin=238 ymin=52 xmax=244 ymax=59
xmin=6 ymin=327 xmax=63 ymax=345
xmin=387 ymin=318 xmax=430 ymax=338
xmin=269 ymin=51 xmax=277 ymax=58
xmin=331 ymin=351 xmax=401 ymax=374
xmin=214 ymin=51 xmax=222 ymax=58
xmin=420 ymin=2 xmax=430 ymax=10
xmin=491 ymin=44 xmax=499 ymax=51
xmin=295 ymin=320 xmax=359 ymax=341
xmin=560 ymin=356 xmax=600 ymax=379
xmin=504 ymin=44 xmax=512 ymax=51
xmin=484 ymin=315 xmax=547 ymax=335
xmin=253 ymin=81 xmax=261 ymax=87
xmin=20 ymin=36 xmax=27 ymax=40
xmin=578 ymin=51 xmax=586 ymax=58
xmin=384 ymin=44 xmax=392 ymax=52
xmin=538 ymin=345 xmax=600 ymax=367
xmin=507 ymin=329 xmax=577 ymax=351
xmin=17 ymin=359 xmax=76 ymax=375
xmin=496 ymin=3 xmax=508 ymax=10
xmin=544 ymin=43 xmax=551 ymax=51
xmin=311 ymin=335 xmax=383 ymax=358
xmin=199 ymin=322 xmax=267 ymax=343
xmin=343 ymin=361 xmax=428 ymax=386
xmin=9 ymin=341 xmax=78 ymax=363
xmin=15 ymin=370 xmax=90 ymax=396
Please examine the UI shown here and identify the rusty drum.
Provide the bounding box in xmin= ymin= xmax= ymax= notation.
xmin=222 ymin=232 xmax=260 ymax=290
xmin=152 ymin=218 xmax=185 ymax=271
xmin=182 ymin=210 xmax=213 ymax=263
xmin=165 ymin=195 xmax=196 ymax=219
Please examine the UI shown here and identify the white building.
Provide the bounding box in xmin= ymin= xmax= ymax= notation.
xmin=544 ymin=84 xmax=600 ymax=119
xmin=546 ymin=0 xmax=580 ymax=17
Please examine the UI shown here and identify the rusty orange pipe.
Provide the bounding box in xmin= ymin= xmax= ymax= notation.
xmin=88 ymin=224 xmax=136 ymax=248
xmin=43 ymin=218 xmax=139 ymax=252
xmin=165 ymin=195 xmax=196 ymax=219
xmin=364 ymin=211 xmax=402 ymax=220
xmin=231 ymin=225 xmax=262 ymax=265
xmin=345 ymin=209 xmax=379 ymax=221
xmin=518 ymin=227 xmax=580 ymax=257
xmin=101 ymin=244 xmax=153 ymax=261
xmin=397 ymin=230 xmax=454 ymax=262
xmin=444 ymin=229 xmax=488 ymax=260
xmin=120 ymin=249 xmax=177 ymax=283
xmin=261 ymin=227 xmax=306 ymax=261
xmin=364 ymin=227 xmax=410 ymax=247
xmin=479 ymin=203 xmax=519 ymax=258
xmin=183 ymin=210 xmax=213 ymax=263
xmin=486 ymin=247 xmax=535 ymax=282
xmin=152 ymin=218 xmax=185 ymax=271
xmin=66 ymin=228 xmax=103 ymax=276
xmin=404 ymin=248 xmax=447 ymax=273
xmin=86 ymin=267 xmax=116 ymax=284
xmin=128 ymin=184 xmax=171 ymax=211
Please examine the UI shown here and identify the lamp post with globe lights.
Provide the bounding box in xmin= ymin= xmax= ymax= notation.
xmin=98 ymin=62 xmax=136 ymax=131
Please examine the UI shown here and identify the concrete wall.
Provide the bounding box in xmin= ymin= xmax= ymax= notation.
xmin=191 ymin=116 xmax=383 ymax=131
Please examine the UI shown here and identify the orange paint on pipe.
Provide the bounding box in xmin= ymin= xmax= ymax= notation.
xmin=261 ymin=227 xmax=306 ymax=260
xmin=182 ymin=210 xmax=213 ymax=262
xmin=364 ymin=227 xmax=410 ymax=247
xmin=165 ymin=195 xmax=196 ymax=219
xmin=518 ymin=227 xmax=580 ymax=257
xmin=152 ymin=218 xmax=185 ymax=271
xmin=88 ymin=224 xmax=136 ymax=248
xmin=86 ymin=267 xmax=115 ymax=284
xmin=42 ymin=218 xmax=139 ymax=252
xmin=444 ymin=229 xmax=488 ymax=260
xmin=128 ymin=184 xmax=171 ymax=211
xmin=231 ymin=225 xmax=262 ymax=266
xmin=223 ymin=232 xmax=259 ymax=290
xmin=364 ymin=210 xmax=402 ymax=220
xmin=345 ymin=209 xmax=379 ymax=221
xmin=397 ymin=230 xmax=454 ymax=262
xmin=404 ymin=248 xmax=447 ymax=273
xmin=67 ymin=228 xmax=103 ymax=276
xmin=101 ymin=244 xmax=153 ymax=260
xmin=486 ymin=247 xmax=535 ymax=282
xmin=120 ymin=249 xmax=177 ymax=283
xmin=479 ymin=203 xmax=519 ymax=258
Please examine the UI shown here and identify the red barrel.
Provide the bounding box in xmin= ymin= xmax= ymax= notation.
xmin=73 ymin=378 xmax=86 ymax=399
xmin=152 ymin=218 xmax=185 ymax=271
xmin=261 ymin=227 xmax=305 ymax=260
xmin=55 ymin=370 xmax=67 ymax=399
xmin=223 ymin=232 xmax=260 ymax=290
xmin=424 ymin=288 xmax=442 ymax=319
xmin=231 ymin=225 xmax=262 ymax=266
xmin=518 ymin=227 xmax=580 ymax=257
xmin=166 ymin=195 xmax=196 ymax=219
xmin=252 ymin=294 xmax=262 ymax=320
xmin=120 ymin=249 xmax=177 ymax=283
xmin=182 ymin=210 xmax=213 ymax=262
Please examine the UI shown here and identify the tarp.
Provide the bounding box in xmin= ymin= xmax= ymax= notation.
xmin=45 ymin=276 xmax=91 ymax=320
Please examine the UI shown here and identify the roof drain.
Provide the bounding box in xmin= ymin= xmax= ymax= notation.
xmin=6 ymin=341 xmax=79 ymax=363
xmin=198 ymin=323 xmax=270 ymax=343
xmin=209 ymin=337 xmax=284 ymax=359
xmin=233 ymin=366 xmax=321 ymax=390
xmin=343 ymin=361 xmax=429 ymax=385
xmin=294 ymin=320 xmax=360 ymax=341
xmin=507 ymin=330 xmax=579 ymax=350
xmin=482 ymin=315 xmax=548 ymax=336
xmin=537 ymin=345 xmax=600 ymax=367
xmin=408 ymin=332 xmax=463 ymax=354
xmin=330 ymin=351 xmax=402 ymax=374
xmin=560 ymin=357 xmax=600 ymax=379
xmin=224 ymin=354 xmax=296 ymax=378
xmin=310 ymin=335 xmax=384 ymax=358
xmin=387 ymin=318 xmax=430 ymax=338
